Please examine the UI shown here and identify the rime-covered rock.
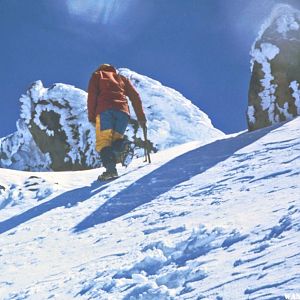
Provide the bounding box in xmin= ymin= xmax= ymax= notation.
xmin=0 ymin=119 xmax=52 ymax=171
xmin=0 ymin=70 xmax=224 ymax=171
xmin=0 ymin=81 xmax=99 ymax=171
xmin=20 ymin=81 xmax=99 ymax=171
xmin=247 ymin=4 xmax=300 ymax=131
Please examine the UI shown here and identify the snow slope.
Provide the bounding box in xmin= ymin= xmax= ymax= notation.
xmin=0 ymin=117 xmax=299 ymax=299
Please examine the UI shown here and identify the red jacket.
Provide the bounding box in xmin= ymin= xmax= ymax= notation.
xmin=87 ymin=65 xmax=146 ymax=123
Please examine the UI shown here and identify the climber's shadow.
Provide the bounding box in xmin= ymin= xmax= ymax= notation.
xmin=0 ymin=122 xmax=288 ymax=235
xmin=74 ymin=122 xmax=286 ymax=233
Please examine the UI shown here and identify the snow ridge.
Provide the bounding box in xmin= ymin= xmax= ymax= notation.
xmin=119 ymin=68 xmax=223 ymax=149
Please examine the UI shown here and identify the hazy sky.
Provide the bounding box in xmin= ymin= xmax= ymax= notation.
xmin=1 ymin=0 xmax=299 ymax=137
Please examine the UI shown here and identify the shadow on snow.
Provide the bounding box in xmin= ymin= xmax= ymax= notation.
xmin=0 ymin=181 xmax=108 ymax=234
xmin=0 ymin=122 xmax=284 ymax=235
xmin=74 ymin=123 xmax=283 ymax=232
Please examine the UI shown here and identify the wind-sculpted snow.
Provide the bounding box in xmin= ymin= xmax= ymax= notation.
xmin=0 ymin=176 xmax=55 ymax=210
xmin=119 ymin=69 xmax=223 ymax=149
xmin=0 ymin=117 xmax=299 ymax=299
xmin=0 ymin=70 xmax=223 ymax=171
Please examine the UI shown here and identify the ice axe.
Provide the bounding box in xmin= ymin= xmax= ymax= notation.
xmin=142 ymin=125 xmax=151 ymax=163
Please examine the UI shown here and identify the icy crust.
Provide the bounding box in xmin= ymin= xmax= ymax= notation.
xmin=0 ymin=70 xmax=224 ymax=171
xmin=119 ymin=68 xmax=224 ymax=150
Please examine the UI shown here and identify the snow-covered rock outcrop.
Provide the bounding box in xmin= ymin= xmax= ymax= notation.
xmin=247 ymin=4 xmax=300 ymax=131
xmin=0 ymin=69 xmax=224 ymax=171
xmin=0 ymin=81 xmax=99 ymax=171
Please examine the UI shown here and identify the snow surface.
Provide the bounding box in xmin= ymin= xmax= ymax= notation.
xmin=0 ymin=69 xmax=224 ymax=171
xmin=118 ymin=68 xmax=223 ymax=149
xmin=0 ymin=117 xmax=299 ymax=299
xmin=290 ymin=81 xmax=300 ymax=115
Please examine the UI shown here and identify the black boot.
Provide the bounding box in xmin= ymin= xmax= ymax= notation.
xmin=98 ymin=169 xmax=118 ymax=181
xmin=98 ymin=146 xmax=118 ymax=181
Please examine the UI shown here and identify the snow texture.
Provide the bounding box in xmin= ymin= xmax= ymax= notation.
xmin=249 ymin=43 xmax=280 ymax=124
xmin=119 ymin=68 xmax=223 ymax=150
xmin=0 ymin=116 xmax=299 ymax=299
xmin=290 ymin=81 xmax=300 ymax=115
xmin=0 ymin=70 xmax=224 ymax=171
xmin=247 ymin=105 xmax=256 ymax=124
xmin=22 ymin=80 xmax=99 ymax=167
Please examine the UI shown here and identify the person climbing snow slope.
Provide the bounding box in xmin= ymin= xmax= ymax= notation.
xmin=87 ymin=64 xmax=147 ymax=180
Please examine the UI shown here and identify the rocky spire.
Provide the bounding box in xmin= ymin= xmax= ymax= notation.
xmin=247 ymin=4 xmax=300 ymax=131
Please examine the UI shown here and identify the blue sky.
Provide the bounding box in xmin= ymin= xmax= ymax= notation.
xmin=0 ymin=0 xmax=299 ymax=136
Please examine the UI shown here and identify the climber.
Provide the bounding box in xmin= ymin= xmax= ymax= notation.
xmin=87 ymin=64 xmax=147 ymax=181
